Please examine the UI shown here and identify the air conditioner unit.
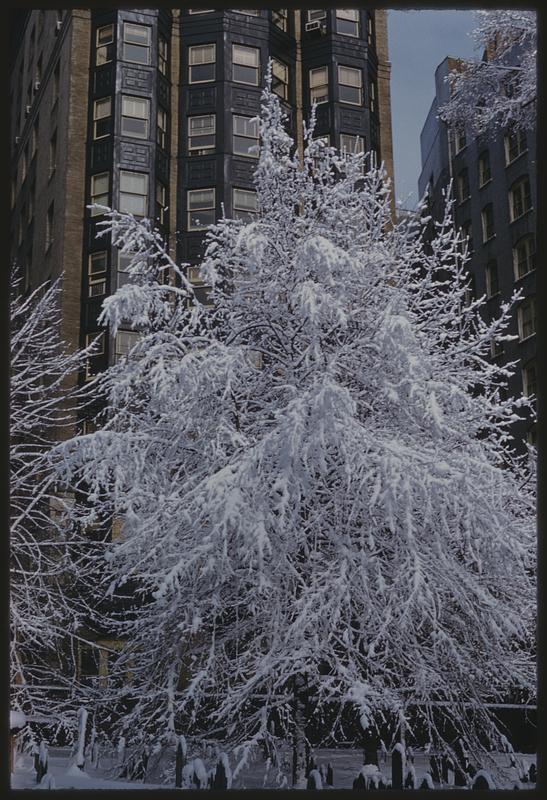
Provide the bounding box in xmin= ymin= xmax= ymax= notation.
xmin=34 ymin=80 xmax=41 ymax=91
xmin=15 ymin=136 xmax=20 ymax=145
xmin=56 ymin=19 xmax=62 ymax=31
xmin=26 ymin=104 xmax=32 ymax=115
xmin=305 ymin=20 xmax=321 ymax=32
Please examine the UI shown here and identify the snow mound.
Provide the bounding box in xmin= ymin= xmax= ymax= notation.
xmin=10 ymin=710 xmax=27 ymax=731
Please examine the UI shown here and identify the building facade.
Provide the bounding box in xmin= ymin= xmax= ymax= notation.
xmin=10 ymin=8 xmax=394 ymax=393
xmin=10 ymin=7 xmax=394 ymax=685
xmin=418 ymin=56 xmax=536 ymax=449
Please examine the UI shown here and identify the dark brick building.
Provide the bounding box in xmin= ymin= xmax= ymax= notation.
xmin=10 ymin=8 xmax=394 ymax=390
xmin=419 ymin=56 xmax=536 ymax=449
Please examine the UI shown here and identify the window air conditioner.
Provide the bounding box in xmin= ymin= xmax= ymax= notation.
xmin=26 ymin=105 xmax=32 ymax=115
xmin=34 ymin=80 xmax=41 ymax=91
xmin=15 ymin=136 xmax=20 ymax=145
xmin=305 ymin=20 xmax=321 ymax=32
xmin=56 ymin=20 xmax=63 ymax=31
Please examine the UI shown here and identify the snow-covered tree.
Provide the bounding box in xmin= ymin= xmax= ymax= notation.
xmin=439 ymin=10 xmax=536 ymax=135
xmin=10 ymin=268 xmax=106 ymax=741
xmin=56 ymin=83 xmax=535 ymax=785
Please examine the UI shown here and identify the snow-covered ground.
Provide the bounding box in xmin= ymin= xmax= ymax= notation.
xmin=11 ymin=746 xmax=536 ymax=790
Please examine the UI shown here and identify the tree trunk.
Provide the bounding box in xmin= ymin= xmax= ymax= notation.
xmin=292 ymin=675 xmax=308 ymax=788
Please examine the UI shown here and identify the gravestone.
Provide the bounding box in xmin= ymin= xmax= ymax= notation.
xmin=391 ymin=744 xmax=404 ymax=790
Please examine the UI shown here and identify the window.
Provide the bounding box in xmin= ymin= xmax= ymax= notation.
xmin=232 ymin=44 xmax=260 ymax=85
xmin=115 ymin=330 xmax=140 ymax=362
xmin=504 ymin=128 xmax=527 ymax=164
xmin=188 ymin=9 xmax=214 ymax=14
xmin=49 ymin=131 xmax=57 ymax=177
xmin=118 ymin=251 xmax=138 ymax=287
xmin=52 ymin=61 xmax=60 ymax=108
xmin=513 ymin=235 xmax=535 ymax=280
xmin=189 ymin=44 xmax=215 ymax=83
xmin=522 ymin=361 xmax=536 ymax=398
xmin=123 ymin=23 xmax=151 ymax=65
xmin=188 ymin=114 xmax=215 ymax=153
xmin=35 ymin=55 xmax=42 ymax=87
xmin=490 ymin=338 xmax=504 ymax=359
xmin=233 ymin=9 xmax=260 ymax=15
xmin=367 ymin=14 xmax=375 ymax=46
xmin=187 ymin=188 xmax=215 ymax=230
xmin=85 ymin=332 xmax=106 ymax=379
xmin=93 ymin=97 xmax=112 ymax=139
xmin=96 ymin=24 xmax=114 ymax=65
xmin=46 ymin=203 xmax=54 ymax=249
xmin=233 ymin=115 xmax=259 ymax=157
xmin=457 ymin=168 xmax=470 ymax=203
xmin=119 ymin=171 xmax=148 ymax=216
xmin=31 ymin=119 xmax=39 ymax=158
xmin=157 ymin=106 xmax=167 ymax=149
xmin=461 ymin=221 xmax=473 ymax=254
xmin=88 ymin=251 xmax=108 ymax=297
xmin=369 ymin=80 xmax=376 ymax=113
xmin=309 ymin=66 xmax=328 ymax=104
xmin=272 ymin=9 xmax=288 ymax=31
xmin=158 ymin=35 xmax=168 ymax=76
xmin=156 ymin=181 xmax=168 ymax=226
xmin=272 ymin=58 xmax=289 ymax=100
xmin=233 ymin=188 xmax=258 ymax=221
xmin=454 ymin=129 xmax=466 ymax=153
xmin=121 ymin=96 xmax=149 ymax=139
xmin=485 ymin=260 xmax=499 ymax=297
xmin=308 ymin=10 xmax=327 ymax=22
xmin=517 ymin=296 xmax=536 ymax=340
xmin=90 ymin=172 xmax=109 ymax=215
xmin=340 ymin=133 xmax=364 ymax=155
xmin=509 ymin=177 xmax=532 ymax=221
xmin=187 ymin=265 xmax=204 ymax=284
xmin=481 ymin=204 xmax=494 ymax=242
xmin=338 ymin=65 xmax=362 ymax=105
xmin=478 ymin=151 xmax=491 ymax=186
xmin=336 ymin=9 xmax=359 ymax=37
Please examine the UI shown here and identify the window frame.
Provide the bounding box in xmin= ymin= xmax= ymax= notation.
xmin=122 ymin=22 xmax=151 ymax=66
xmin=157 ymin=106 xmax=168 ymax=149
xmin=93 ymin=96 xmax=112 ymax=140
xmin=336 ymin=9 xmax=360 ymax=37
xmin=485 ymin=260 xmax=499 ymax=298
xmin=188 ymin=113 xmax=216 ymax=154
xmin=158 ymin=35 xmax=168 ymax=76
xmin=90 ymin=172 xmax=110 ymax=216
xmin=338 ymin=64 xmax=363 ymax=106
xmin=271 ymin=9 xmax=288 ymax=32
xmin=119 ymin=170 xmax=149 ymax=217
xmin=88 ymin=250 xmax=108 ymax=297
xmin=480 ymin=204 xmax=495 ymax=242
xmin=522 ymin=361 xmax=537 ymax=398
xmin=233 ymin=114 xmax=259 ymax=158
xmin=156 ymin=180 xmax=168 ymax=226
xmin=504 ymin=128 xmax=527 ymax=164
xmin=233 ymin=187 xmax=258 ymax=222
xmin=121 ymin=95 xmax=150 ymax=140
xmin=232 ymin=43 xmax=260 ymax=86
xmin=188 ymin=43 xmax=216 ymax=84
xmin=96 ymin=24 xmax=115 ymax=66
xmin=457 ymin=167 xmax=470 ymax=203
xmin=513 ymin=235 xmax=535 ymax=281
xmin=187 ymin=188 xmax=215 ymax=231
xmin=517 ymin=296 xmax=536 ymax=341
xmin=309 ymin=66 xmax=329 ymax=105
xmin=509 ymin=176 xmax=532 ymax=222
xmin=115 ymin=330 xmax=140 ymax=362
xmin=272 ymin=57 xmax=289 ymax=101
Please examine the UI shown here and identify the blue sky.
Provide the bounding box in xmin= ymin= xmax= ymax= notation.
xmin=388 ymin=10 xmax=478 ymax=209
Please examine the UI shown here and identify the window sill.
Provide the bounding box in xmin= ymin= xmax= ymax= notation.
xmin=514 ymin=269 xmax=535 ymax=283
xmin=482 ymin=234 xmax=496 ymax=244
xmin=519 ymin=333 xmax=536 ymax=344
xmin=505 ymin=149 xmax=528 ymax=167
xmin=486 ymin=291 xmax=501 ymax=300
xmin=510 ymin=208 xmax=533 ymax=224
xmin=478 ymin=178 xmax=492 ymax=189
xmin=458 ymin=196 xmax=470 ymax=206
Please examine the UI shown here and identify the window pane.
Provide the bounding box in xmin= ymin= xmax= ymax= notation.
xmin=339 ymin=66 xmax=361 ymax=86
xmin=94 ymin=97 xmax=111 ymax=119
xmin=233 ymin=64 xmax=258 ymax=84
xmin=120 ymin=172 xmax=148 ymax=194
xmin=310 ymin=67 xmax=327 ymax=87
xmin=233 ymin=44 xmax=259 ymax=66
xmin=124 ymin=24 xmax=150 ymax=45
xmin=122 ymin=97 xmax=149 ymax=118
xmin=124 ymin=43 xmax=150 ymax=64
xmin=120 ymin=194 xmax=147 ymax=215
xmin=89 ymin=251 xmax=108 ymax=274
xmin=122 ymin=117 xmax=148 ymax=138
xmin=92 ymin=173 xmax=109 ymax=194
xmin=233 ymin=116 xmax=258 ymax=137
xmin=97 ymin=25 xmax=114 ymax=45
xmin=234 ymin=189 xmax=257 ymax=210
xmin=190 ymin=44 xmax=215 ymax=64
xmin=190 ymin=115 xmax=215 ymax=134
xmin=189 ymin=189 xmax=214 ymax=209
